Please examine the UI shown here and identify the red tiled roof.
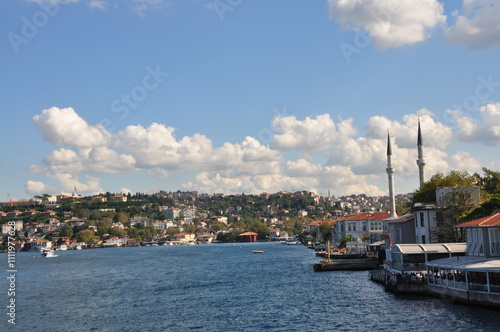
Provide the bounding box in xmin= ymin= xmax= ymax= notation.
xmin=337 ymin=212 xmax=389 ymax=221
xmin=456 ymin=213 xmax=500 ymax=227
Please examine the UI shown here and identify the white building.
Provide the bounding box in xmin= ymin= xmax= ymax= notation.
xmin=333 ymin=212 xmax=390 ymax=244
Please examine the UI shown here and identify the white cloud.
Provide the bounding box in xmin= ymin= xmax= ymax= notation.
xmin=89 ymin=0 xmax=107 ymax=11
xmin=33 ymin=107 xmax=111 ymax=148
xmin=365 ymin=110 xmax=453 ymax=149
xmin=271 ymin=114 xmax=357 ymax=151
xmin=451 ymin=151 xmax=481 ymax=170
xmin=446 ymin=0 xmax=500 ymax=50
xmin=454 ymin=103 xmax=500 ymax=145
xmin=120 ymin=187 xmax=132 ymax=195
xmin=30 ymin=106 xmax=490 ymax=197
xmin=25 ymin=180 xmax=57 ymax=196
xmin=328 ymin=0 xmax=446 ymax=48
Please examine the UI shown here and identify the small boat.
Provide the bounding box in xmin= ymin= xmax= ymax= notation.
xmin=41 ymin=249 xmax=58 ymax=258
xmin=252 ymin=250 xmax=265 ymax=253
xmin=56 ymin=244 xmax=68 ymax=251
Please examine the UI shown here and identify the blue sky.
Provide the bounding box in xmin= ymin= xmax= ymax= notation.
xmin=1 ymin=0 xmax=500 ymax=200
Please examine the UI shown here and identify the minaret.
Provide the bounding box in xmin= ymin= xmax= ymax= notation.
xmin=416 ymin=118 xmax=426 ymax=187
xmin=386 ymin=132 xmax=397 ymax=218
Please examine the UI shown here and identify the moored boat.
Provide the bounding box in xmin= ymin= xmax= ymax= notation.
xmin=41 ymin=249 xmax=58 ymax=258
xmin=314 ymin=258 xmax=379 ymax=271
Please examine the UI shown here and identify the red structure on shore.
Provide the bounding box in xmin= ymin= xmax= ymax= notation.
xmin=237 ymin=232 xmax=258 ymax=242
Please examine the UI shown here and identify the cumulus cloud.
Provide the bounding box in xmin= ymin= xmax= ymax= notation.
xmin=89 ymin=0 xmax=107 ymax=11
xmin=328 ymin=0 xmax=446 ymax=48
xmin=25 ymin=180 xmax=57 ymax=196
xmin=365 ymin=110 xmax=453 ymax=149
xmin=454 ymin=103 xmax=500 ymax=145
xmin=30 ymin=106 xmax=488 ymax=197
xmin=271 ymin=114 xmax=357 ymax=151
xmin=33 ymin=107 xmax=111 ymax=148
xmin=451 ymin=151 xmax=481 ymax=170
xmin=446 ymin=0 xmax=500 ymax=50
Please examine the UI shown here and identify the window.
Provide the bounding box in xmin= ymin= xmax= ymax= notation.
xmin=362 ymin=223 xmax=367 ymax=231
xmin=395 ymin=228 xmax=402 ymax=242
xmin=490 ymin=228 xmax=500 ymax=255
xmin=420 ymin=212 xmax=425 ymax=227
xmin=422 ymin=235 xmax=426 ymax=244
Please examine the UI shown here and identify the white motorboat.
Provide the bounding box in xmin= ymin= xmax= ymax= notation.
xmin=41 ymin=249 xmax=58 ymax=258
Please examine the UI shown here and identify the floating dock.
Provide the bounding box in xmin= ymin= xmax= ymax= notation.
xmin=313 ymin=259 xmax=379 ymax=272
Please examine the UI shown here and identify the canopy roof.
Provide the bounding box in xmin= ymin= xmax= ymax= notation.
xmin=426 ymin=256 xmax=500 ymax=272
xmin=392 ymin=243 xmax=466 ymax=254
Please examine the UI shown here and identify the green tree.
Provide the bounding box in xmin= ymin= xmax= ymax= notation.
xmin=115 ymin=212 xmax=129 ymax=224
xmin=76 ymin=208 xmax=91 ymax=219
xmin=475 ymin=168 xmax=500 ymax=196
xmin=127 ymin=227 xmax=139 ymax=239
xmin=211 ymin=221 xmax=227 ymax=232
xmin=319 ymin=220 xmax=335 ymax=243
xmin=110 ymin=227 xmax=126 ymax=238
xmin=184 ymin=224 xmax=196 ymax=234
xmin=413 ymin=170 xmax=477 ymax=204
xmin=166 ymin=227 xmax=180 ymax=237
xmin=459 ymin=194 xmax=500 ymax=223
xmin=339 ymin=235 xmax=356 ymax=248
xmin=434 ymin=187 xmax=480 ymax=242
xmin=59 ymin=224 xmax=74 ymax=238
xmin=34 ymin=193 xmax=51 ymax=201
xmin=74 ymin=230 xmax=99 ymax=246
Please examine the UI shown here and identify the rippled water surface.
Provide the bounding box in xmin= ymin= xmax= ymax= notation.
xmin=4 ymin=243 xmax=500 ymax=331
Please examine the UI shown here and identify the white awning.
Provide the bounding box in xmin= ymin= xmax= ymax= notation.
xmin=426 ymin=256 xmax=500 ymax=272
xmin=391 ymin=243 xmax=466 ymax=254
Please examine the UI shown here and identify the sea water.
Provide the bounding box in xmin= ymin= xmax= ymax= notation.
xmin=3 ymin=242 xmax=500 ymax=331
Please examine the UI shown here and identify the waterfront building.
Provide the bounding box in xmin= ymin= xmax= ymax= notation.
xmin=237 ymin=232 xmax=258 ymax=242
xmin=197 ymin=234 xmax=216 ymax=244
xmin=333 ymin=212 xmax=390 ymax=245
xmin=26 ymin=239 xmax=52 ymax=251
xmin=412 ymin=203 xmax=438 ymax=244
xmin=425 ymin=213 xmax=500 ymax=306
xmin=174 ymin=232 xmax=196 ymax=243
xmin=386 ymin=213 xmax=416 ymax=244
xmin=412 ymin=186 xmax=480 ymax=244
xmin=104 ymin=237 xmax=127 ymax=247
xmin=269 ymin=229 xmax=289 ymax=241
